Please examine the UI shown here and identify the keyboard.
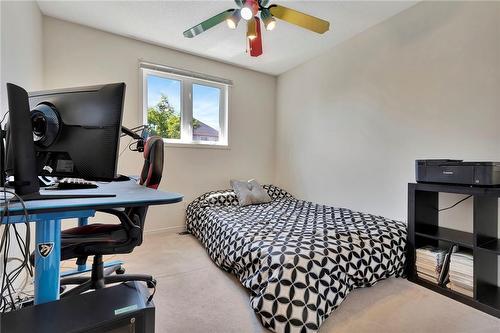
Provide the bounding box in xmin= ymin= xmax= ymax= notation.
xmin=56 ymin=178 xmax=98 ymax=190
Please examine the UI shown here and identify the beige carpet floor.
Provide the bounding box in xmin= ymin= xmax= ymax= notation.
xmin=108 ymin=231 xmax=500 ymax=333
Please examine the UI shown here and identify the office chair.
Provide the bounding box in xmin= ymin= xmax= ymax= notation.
xmin=41 ymin=136 xmax=164 ymax=298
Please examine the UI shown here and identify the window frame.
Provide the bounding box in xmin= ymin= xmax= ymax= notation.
xmin=141 ymin=68 xmax=229 ymax=148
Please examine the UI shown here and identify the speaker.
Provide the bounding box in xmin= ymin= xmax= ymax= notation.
xmin=6 ymin=83 xmax=40 ymax=196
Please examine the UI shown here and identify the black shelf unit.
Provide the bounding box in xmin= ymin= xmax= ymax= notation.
xmin=407 ymin=182 xmax=500 ymax=318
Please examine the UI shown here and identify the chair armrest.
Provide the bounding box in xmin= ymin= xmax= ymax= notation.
xmin=97 ymin=208 xmax=140 ymax=231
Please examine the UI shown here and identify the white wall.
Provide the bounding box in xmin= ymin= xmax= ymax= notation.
xmin=42 ymin=17 xmax=276 ymax=231
xmin=1 ymin=0 xmax=43 ymax=115
xmin=275 ymin=1 xmax=500 ymax=227
xmin=0 ymin=0 xmax=43 ymax=283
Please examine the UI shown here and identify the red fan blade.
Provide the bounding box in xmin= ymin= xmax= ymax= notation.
xmin=249 ymin=17 xmax=263 ymax=57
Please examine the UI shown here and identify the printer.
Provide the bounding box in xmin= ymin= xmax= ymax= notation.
xmin=416 ymin=159 xmax=500 ymax=186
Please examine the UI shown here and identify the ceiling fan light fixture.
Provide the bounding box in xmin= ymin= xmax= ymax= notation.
xmin=247 ymin=17 xmax=257 ymax=40
xmin=266 ymin=19 xmax=276 ymax=31
xmin=240 ymin=7 xmax=253 ymax=21
xmin=241 ymin=7 xmax=253 ymax=21
xmin=226 ymin=10 xmax=241 ymax=29
xmin=260 ymin=9 xmax=276 ymax=31
xmin=241 ymin=0 xmax=258 ymax=21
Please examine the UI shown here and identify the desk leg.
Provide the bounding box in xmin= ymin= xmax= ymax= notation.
xmin=34 ymin=218 xmax=61 ymax=305
xmin=77 ymin=217 xmax=89 ymax=271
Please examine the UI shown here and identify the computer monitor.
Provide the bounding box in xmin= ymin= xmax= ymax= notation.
xmin=6 ymin=83 xmax=125 ymax=181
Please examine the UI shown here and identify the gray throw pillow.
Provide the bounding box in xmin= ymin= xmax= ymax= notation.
xmin=230 ymin=179 xmax=272 ymax=206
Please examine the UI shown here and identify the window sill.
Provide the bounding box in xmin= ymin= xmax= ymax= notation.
xmin=163 ymin=141 xmax=230 ymax=150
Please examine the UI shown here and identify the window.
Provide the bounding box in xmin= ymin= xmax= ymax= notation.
xmin=141 ymin=65 xmax=229 ymax=147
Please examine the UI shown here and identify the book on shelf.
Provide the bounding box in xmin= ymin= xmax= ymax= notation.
xmin=418 ymin=271 xmax=440 ymax=284
xmin=448 ymin=278 xmax=473 ymax=290
xmin=415 ymin=246 xmax=447 ymax=284
xmin=448 ymin=282 xmax=473 ymax=298
xmin=447 ymin=248 xmax=473 ymax=297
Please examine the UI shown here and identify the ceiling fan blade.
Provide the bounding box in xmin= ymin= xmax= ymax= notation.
xmin=269 ymin=5 xmax=330 ymax=34
xmin=260 ymin=0 xmax=270 ymax=7
xmin=234 ymin=0 xmax=244 ymax=7
xmin=249 ymin=17 xmax=263 ymax=57
xmin=183 ymin=9 xmax=235 ymax=38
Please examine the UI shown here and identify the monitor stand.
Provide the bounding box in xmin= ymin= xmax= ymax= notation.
xmin=114 ymin=174 xmax=131 ymax=182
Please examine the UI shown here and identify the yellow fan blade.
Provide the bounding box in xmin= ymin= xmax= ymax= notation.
xmin=269 ymin=5 xmax=330 ymax=34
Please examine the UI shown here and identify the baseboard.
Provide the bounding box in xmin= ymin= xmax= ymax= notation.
xmin=144 ymin=225 xmax=186 ymax=235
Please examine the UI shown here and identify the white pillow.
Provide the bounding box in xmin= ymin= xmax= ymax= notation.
xmin=230 ymin=179 xmax=272 ymax=206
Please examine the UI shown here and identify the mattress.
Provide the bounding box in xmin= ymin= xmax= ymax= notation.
xmin=186 ymin=185 xmax=406 ymax=333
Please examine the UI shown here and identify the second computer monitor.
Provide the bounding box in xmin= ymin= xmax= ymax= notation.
xmin=27 ymin=83 xmax=125 ymax=180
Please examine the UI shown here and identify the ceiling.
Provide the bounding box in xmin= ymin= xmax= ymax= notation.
xmin=37 ymin=1 xmax=417 ymax=75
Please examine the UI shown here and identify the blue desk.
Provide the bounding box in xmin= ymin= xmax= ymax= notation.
xmin=0 ymin=180 xmax=183 ymax=305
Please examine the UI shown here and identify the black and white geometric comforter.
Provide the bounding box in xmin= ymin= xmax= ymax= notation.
xmin=186 ymin=185 xmax=406 ymax=333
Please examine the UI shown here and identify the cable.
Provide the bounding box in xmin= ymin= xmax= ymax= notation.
xmin=147 ymin=282 xmax=156 ymax=303
xmin=6 ymin=257 xmax=29 ymax=301
xmin=0 ymin=113 xmax=34 ymax=310
xmin=119 ymin=136 xmax=133 ymax=157
xmin=0 ymin=189 xmax=14 ymax=310
xmin=128 ymin=140 xmax=140 ymax=152
xmin=0 ymin=190 xmax=32 ymax=312
xmin=438 ymin=195 xmax=472 ymax=212
xmin=0 ymin=111 xmax=9 ymax=126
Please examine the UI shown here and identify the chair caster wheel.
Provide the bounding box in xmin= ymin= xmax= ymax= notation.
xmin=147 ymin=279 xmax=156 ymax=288
xmin=116 ymin=266 xmax=126 ymax=275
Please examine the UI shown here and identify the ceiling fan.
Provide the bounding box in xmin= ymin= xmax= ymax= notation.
xmin=183 ymin=0 xmax=330 ymax=57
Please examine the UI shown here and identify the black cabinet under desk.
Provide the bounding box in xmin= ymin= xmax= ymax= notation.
xmin=407 ymin=182 xmax=500 ymax=318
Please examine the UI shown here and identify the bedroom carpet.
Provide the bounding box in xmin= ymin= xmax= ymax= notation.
xmin=109 ymin=231 xmax=500 ymax=333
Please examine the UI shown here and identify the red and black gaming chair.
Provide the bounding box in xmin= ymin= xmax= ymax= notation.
xmin=56 ymin=136 xmax=165 ymax=297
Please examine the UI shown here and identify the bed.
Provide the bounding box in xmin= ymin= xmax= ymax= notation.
xmin=186 ymin=185 xmax=407 ymax=333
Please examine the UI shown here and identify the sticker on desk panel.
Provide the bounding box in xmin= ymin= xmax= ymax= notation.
xmin=37 ymin=242 xmax=54 ymax=258
xmin=115 ymin=304 xmax=138 ymax=316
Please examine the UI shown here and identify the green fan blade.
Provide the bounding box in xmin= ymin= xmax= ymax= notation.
xmin=260 ymin=0 xmax=270 ymax=7
xmin=234 ymin=0 xmax=245 ymax=7
xmin=183 ymin=9 xmax=235 ymax=38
